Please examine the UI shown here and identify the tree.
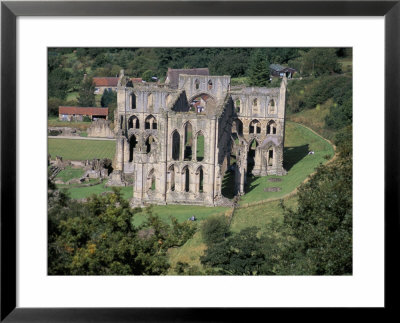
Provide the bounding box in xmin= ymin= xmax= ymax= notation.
xmin=100 ymin=89 xmax=117 ymax=107
xmin=201 ymin=227 xmax=274 ymax=275
xmin=48 ymin=183 xmax=196 ymax=275
xmin=48 ymin=68 xmax=71 ymax=100
xmin=290 ymin=48 xmax=341 ymax=77
xmin=77 ymin=76 xmax=95 ymax=107
xmin=200 ymin=215 xmax=229 ymax=245
xmin=248 ymin=49 xmax=270 ymax=87
xmin=48 ymin=97 xmax=64 ymax=117
xmin=281 ymin=128 xmax=352 ymax=275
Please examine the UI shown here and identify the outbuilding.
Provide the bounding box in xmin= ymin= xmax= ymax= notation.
xmin=58 ymin=106 xmax=109 ymax=121
xmin=270 ymin=64 xmax=296 ymax=79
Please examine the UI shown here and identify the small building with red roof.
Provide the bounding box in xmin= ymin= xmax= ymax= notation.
xmin=59 ymin=106 xmax=108 ymax=121
xmin=93 ymin=77 xmax=119 ymax=94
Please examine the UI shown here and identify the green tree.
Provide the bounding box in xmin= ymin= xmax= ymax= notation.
xmin=200 ymin=227 xmax=274 ymax=275
xmin=48 ymin=97 xmax=64 ymax=117
xmin=48 ymin=68 xmax=71 ymax=100
xmin=100 ymin=89 xmax=117 ymax=107
xmin=281 ymin=128 xmax=352 ymax=275
xmin=290 ymin=48 xmax=341 ymax=77
xmin=200 ymin=215 xmax=229 ymax=246
xmin=77 ymin=76 xmax=95 ymax=107
xmin=248 ymin=49 xmax=270 ymax=87
xmin=48 ymin=184 xmax=196 ymax=275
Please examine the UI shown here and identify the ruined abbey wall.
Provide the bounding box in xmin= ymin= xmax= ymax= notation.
xmin=112 ymin=71 xmax=287 ymax=207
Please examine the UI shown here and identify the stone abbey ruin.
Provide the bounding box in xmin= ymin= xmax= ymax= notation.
xmin=111 ymin=70 xmax=287 ymax=206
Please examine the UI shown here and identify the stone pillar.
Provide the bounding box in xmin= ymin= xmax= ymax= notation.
xmin=189 ymin=168 xmax=196 ymax=194
xmin=192 ymin=135 xmax=197 ymax=161
xmin=124 ymin=138 xmax=130 ymax=163
xmin=181 ymin=134 xmax=185 ymax=161
xmin=115 ymin=136 xmax=124 ymax=171
xmin=209 ymin=117 xmax=217 ymax=201
xmin=252 ymin=148 xmax=262 ymax=175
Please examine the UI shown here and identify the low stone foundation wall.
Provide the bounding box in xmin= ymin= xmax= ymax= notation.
xmin=87 ymin=119 xmax=114 ymax=138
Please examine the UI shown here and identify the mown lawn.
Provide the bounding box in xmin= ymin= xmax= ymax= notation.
xmin=230 ymin=196 xmax=298 ymax=234
xmin=48 ymin=138 xmax=116 ymax=160
xmin=55 ymin=166 xmax=84 ymax=182
xmin=132 ymin=205 xmax=229 ymax=227
xmin=238 ymin=121 xmax=334 ymax=205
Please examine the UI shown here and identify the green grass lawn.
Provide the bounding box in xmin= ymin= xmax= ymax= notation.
xmin=287 ymin=99 xmax=336 ymax=141
xmin=55 ymin=166 xmax=84 ymax=182
xmin=65 ymin=91 xmax=79 ymax=102
xmin=48 ymin=138 xmax=116 ymax=160
xmin=230 ymin=196 xmax=298 ymax=234
xmin=132 ymin=205 xmax=229 ymax=227
xmin=238 ymin=121 xmax=334 ymax=205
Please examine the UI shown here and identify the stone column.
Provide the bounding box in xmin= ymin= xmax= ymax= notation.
xmin=192 ymin=134 xmax=197 ymax=161
xmin=181 ymin=133 xmax=185 ymax=161
xmin=189 ymin=168 xmax=196 ymax=195
xmin=132 ymin=156 xmax=145 ymax=204
xmin=115 ymin=136 xmax=124 ymax=171
xmin=124 ymin=138 xmax=130 ymax=163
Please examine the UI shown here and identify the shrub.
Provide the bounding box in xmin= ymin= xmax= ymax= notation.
xmin=201 ymin=215 xmax=229 ymax=245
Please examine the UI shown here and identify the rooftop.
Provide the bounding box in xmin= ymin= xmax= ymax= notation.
xmin=166 ymin=67 xmax=209 ymax=88
xmin=93 ymin=77 xmax=119 ymax=87
xmin=59 ymin=106 xmax=108 ymax=116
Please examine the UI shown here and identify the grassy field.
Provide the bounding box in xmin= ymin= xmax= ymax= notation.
xmin=167 ymin=230 xmax=206 ymax=274
xmin=230 ymin=196 xmax=298 ymax=233
xmin=55 ymin=166 xmax=84 ymax=182
xmin=132 ymin=205 xmax=229 ymax=227
xmin=238 ymin=121 xmax=334 ymax=205
xmin=48 ymin=138 xmax=116 ymax=160
xmin=287 ymin=99 xmax=336 ymax=141
xmin=65 ymin=91 xmax=79 ymax=102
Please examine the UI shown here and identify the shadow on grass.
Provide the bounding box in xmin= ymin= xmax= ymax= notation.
xmin=244 ymin=175 xmax=259 ymax=195
xmin=221 ymin=170 xmax=236 ymax=199
xmin=283 ymin=144 xmax=309 ymax=171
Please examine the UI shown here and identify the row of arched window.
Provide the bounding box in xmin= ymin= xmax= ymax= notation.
xmin=127 ymin=115 xmax=157 ymax=130
xmin=128 ymin=92 xmax=173 ymax=110
xmin=171 ymin=125 xmax=205 ymax=162
xmin=234 ymin=98 xmax=276 ymax=114
xmin=195 ymin=79 xmax=213 ymax=91
xmin=232 ymin=119 xmax=278 ymax=136
xmin=128 ymin=134 xmax=157 ymax=161
xmin=147 ymin=165 xmax=205 ymax=193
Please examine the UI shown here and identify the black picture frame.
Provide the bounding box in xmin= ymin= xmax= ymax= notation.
xmin=1 ymin=1 xmax=399 ymax=321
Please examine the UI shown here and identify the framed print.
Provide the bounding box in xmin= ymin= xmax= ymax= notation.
xmin=1 ymin=0 xmax=399 ymax=321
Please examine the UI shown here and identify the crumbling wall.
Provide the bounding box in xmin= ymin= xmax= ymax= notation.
xmin=87 ymin=119 xmax=114 ymax=138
